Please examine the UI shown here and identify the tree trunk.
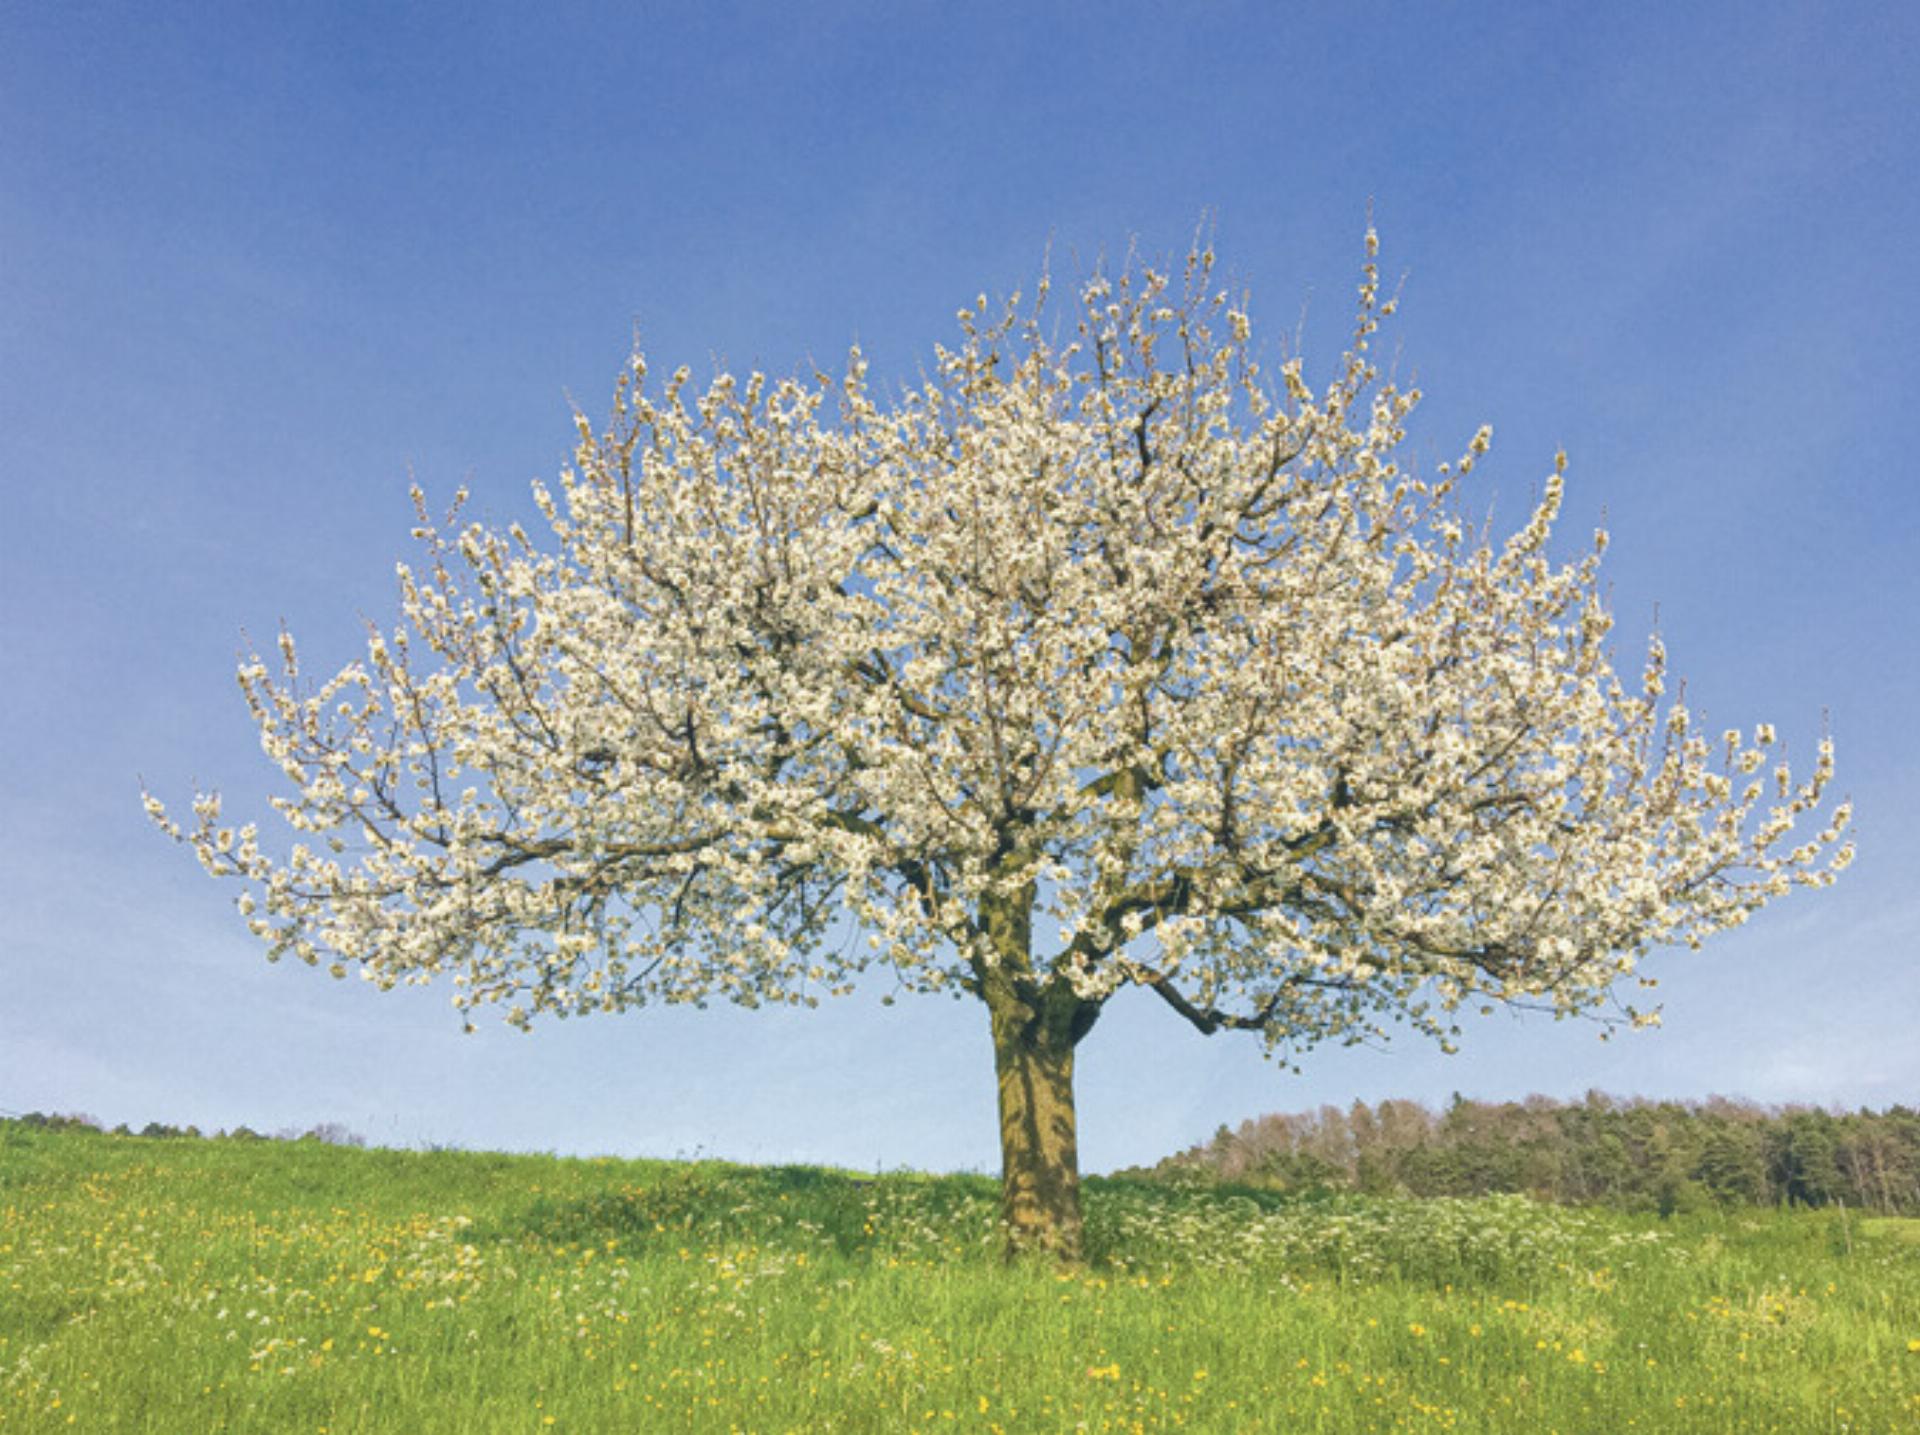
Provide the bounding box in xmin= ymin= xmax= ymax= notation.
xmin=990 ymin=996 xmax=1085 ymax=1261
xmin=978 ymin=880 xmax=1101 ymax=1263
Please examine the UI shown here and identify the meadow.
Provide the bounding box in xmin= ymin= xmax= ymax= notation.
xmin=2 ymin=1120 xmax=1915 ymax=1433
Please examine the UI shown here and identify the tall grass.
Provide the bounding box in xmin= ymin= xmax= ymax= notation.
xmin=2 ymin=1121 xmax=1915 ymax=1431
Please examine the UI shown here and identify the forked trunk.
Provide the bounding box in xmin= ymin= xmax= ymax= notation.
xmin=990 ymin=998 xmax=1084 ymax=1262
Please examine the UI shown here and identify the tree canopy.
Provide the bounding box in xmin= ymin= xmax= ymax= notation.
xmin=151 ymin=235 xmax=1850 ymax=1258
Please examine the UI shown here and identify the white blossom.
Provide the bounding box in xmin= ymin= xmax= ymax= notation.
xmin=148 ymin=235 xmax=1849 ymax=1059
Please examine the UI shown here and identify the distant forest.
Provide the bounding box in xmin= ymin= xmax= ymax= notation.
xmin=16 ymin=1095 xmax=1920 ymax=1217
xmin=1133 ymin=1094 xmax=1920 ymax=1215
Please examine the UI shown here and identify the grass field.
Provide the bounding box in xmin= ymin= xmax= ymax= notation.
xmin=2 ymin=1121 xmax=1915 ymax=1432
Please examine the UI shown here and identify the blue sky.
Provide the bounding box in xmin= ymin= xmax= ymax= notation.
xmin=2 ymin=2 xmax=1915 ymax=1172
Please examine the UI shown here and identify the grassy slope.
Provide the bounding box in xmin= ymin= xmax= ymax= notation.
xmin=1 ymin=1123 xmax=1915 ymax=1433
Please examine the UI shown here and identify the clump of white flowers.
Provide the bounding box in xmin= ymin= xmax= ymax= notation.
xmin=149 ymin=235 xmax=1850 ymax=1062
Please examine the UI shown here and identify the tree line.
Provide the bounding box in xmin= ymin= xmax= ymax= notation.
xmin=1134 ymin=1093 xmax=1920 ymax=1215
xmin=2 ymin=1111 xmax=367 ymax=1146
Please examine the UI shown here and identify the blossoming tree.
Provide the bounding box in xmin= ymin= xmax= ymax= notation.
xmin=150 ymin=237 xmax=1851 ymax=1259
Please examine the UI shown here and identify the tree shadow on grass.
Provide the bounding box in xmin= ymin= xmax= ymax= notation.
xmin=494 ymin=1162 xmax=1000 ymax=1262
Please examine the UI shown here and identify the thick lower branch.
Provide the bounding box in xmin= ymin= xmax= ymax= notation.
xmin=1121 ymin=957 xmax=1358 ymax=1037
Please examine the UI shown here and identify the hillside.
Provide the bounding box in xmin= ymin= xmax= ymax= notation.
xmin=1 ymin=1117 xmax=1916 ymax=1431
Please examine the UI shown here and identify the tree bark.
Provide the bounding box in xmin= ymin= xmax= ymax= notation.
xmin=990 ymin=994 xmax=1085 ymax=1261
xmin=979 ymin=881 xmax=1100 ymax=1263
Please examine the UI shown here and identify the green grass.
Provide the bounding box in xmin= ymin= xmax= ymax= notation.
xmin=1860 ymin=1217 xmax=1920 ymax=1248
xmin=2 ymin=1122 xmax=1915 ymax=1432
